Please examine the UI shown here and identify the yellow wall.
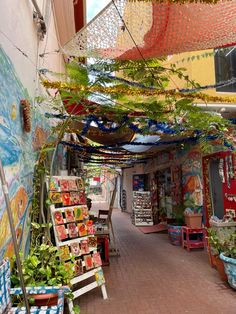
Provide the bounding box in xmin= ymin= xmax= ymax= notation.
xmin=168 ymin=49 xmax=236 ymax=99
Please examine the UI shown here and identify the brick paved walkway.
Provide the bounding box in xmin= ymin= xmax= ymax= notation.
xmin=79 ymin=203 xmax=236 ymax=314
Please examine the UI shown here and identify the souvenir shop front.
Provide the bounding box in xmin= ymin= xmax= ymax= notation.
xmin=121 ymin=146 xmax=204 ymax=227
xmin=203 ymin=151 xmax=236 ymax=225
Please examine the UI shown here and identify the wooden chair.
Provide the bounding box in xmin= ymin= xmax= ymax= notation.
xmin=97 ymin=180 xmax=119 ymax=256
xmin=0 ymin=258 xmax=69 ymax=314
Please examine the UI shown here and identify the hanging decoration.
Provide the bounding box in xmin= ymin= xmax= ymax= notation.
xmin=229 ymin=155 xmax=234 ymax=179
xmin=61 ymin=136 xmax=197 ymax=150
xmin=218 ymin=158 xmax=225 ymax=183
xmin=20 ymin=99 xmax=31 ymax=133
xmin=80 ymin=115 xmax=129 ymax=136
xmin=42 ymin=80 xmax=236 ymax=104
xmin=226 ymin=156 xmax=231 ymax=188
xmin=77 ymin=115 xmax=176 ymax=136
xmin=62 ymin=0 xmax=236 ymax=60
xmin=90 ymin=68 xmax=236 ymax=94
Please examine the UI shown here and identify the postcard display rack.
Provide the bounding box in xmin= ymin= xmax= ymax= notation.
xmin=47 ymin=176 xmax=108 ymax=313
xmin=132 ymin=191 xmax=154 ymax=226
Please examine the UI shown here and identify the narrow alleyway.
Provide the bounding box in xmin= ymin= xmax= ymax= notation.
xmin=79 ymin=203 xmax=236 ymax=314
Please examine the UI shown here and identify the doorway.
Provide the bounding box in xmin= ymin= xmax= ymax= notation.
xmin=209 ymin=159 xmax=224 ymax=219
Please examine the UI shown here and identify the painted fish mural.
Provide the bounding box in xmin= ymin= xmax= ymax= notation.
xmin=0 ymin=46 xmax=49 ymax=260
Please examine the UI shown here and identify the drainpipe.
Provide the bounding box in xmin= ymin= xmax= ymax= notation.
xmin=31 ymin=0 xmax=46 ymax=39
xmin=31 ymin=0 xmax=43 ymax=19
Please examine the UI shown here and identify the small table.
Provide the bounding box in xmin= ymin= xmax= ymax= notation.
xmin=181 ymin=226 xmax=206 ymax=251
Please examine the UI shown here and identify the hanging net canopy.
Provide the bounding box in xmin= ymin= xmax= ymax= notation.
xmin=62 ymin=0 xmax=236 ymax=59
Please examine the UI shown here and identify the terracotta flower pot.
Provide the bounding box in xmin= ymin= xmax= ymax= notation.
xmin=184 ymin=213 xmax=202 ymax=228
xmin=29 ymin=293 xmax=58 ymax=307
xmin=215 ymin=255 xmax=228 ymax=282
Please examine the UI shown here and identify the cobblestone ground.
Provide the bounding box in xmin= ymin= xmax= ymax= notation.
xmin=78 ymin=202 xmax=236 ymax=314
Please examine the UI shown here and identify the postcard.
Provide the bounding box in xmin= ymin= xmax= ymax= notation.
xmin=77 ymin=223 xmax=87 ymax=237
xmin=74 ymin=259 xmax=83 ymax=276
xmin=70 ymin=192 xmax=80 ymax=205
xmin=95 ymin=269 xmax=105 ymax=286
xmin=87 ymin=225 xmax=95 ymax=235
xmin=49 ymin=192 xmax=62 ymax=204
xmin=53 ymin=210 xmax=64 ymax=225
xmin=64 ymin=208 xmax=75 ymax=223
xmin=60 ymin=179 xmax=69 ymax=191
xmin=84 ymin=254 xmax=94 ymax=270
xmin=76 ymin=178 xmax=84 ymax=190
xmin=78 ymin=191 xmax=87 ymax=205
xmin=88 ymin=236 xmax=97 ymax=248
xmin=68 ymin=179 xmax=78 ymax=191
xmin=80 ymin=240 xmax=89 ymax=254
xmin=74 ymin=207 xmax=84 ymax=221
xmin=61 ymin=192 xmax=71 ymax=206
xmin=56 ymin=225 xmax=68 ymax=241
xmin=93 ymin=252 xmax=102 ymax=267
xmin=59 ymin=245 xmax=70 ymax=260
xmin=67 ymin=223 xmax=78 ymax=238
xmin=70 ymin=242 xmax=80 ymax=256
xmin=82 ymin=206 xmax=89 ymax=219
xmin=49 ymin=177 xmax=59 ymax=191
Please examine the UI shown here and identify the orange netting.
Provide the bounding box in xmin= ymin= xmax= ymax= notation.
xmin=63 ymin=0 xmax=236 ymax=59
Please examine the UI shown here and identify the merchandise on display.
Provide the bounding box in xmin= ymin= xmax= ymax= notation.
xmin=46 ymin=175 xmax=107 ymax=308
xmin=132 ymin=191 xmax=154 ymax=226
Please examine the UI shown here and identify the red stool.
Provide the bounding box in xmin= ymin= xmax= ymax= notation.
xmin=181 ymin=226 xmax=206 ymax=251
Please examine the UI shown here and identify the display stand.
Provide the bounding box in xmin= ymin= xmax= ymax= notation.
xmin=46 ymin=175 xmax=108 ymax=313
xmin=132 ymin=191 xmax=153 ymax=226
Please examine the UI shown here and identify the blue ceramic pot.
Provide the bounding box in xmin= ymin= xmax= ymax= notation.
xmin=220 ymin=253 xmax=236 ymax=289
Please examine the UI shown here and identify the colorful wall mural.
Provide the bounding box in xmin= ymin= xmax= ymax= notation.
xmin=181 ymin=149 xmax=203 ymax=208
xmin=0 ymin=47 xmax=49 ymax=260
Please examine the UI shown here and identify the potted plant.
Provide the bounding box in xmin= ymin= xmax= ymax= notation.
xmin=159 ymin=207 xmax=167 ymax=222
xmin=168 ymin=205 xmax=185 ymax=246
xmin=207 ymin=228 xmax=228 ymax=282
xmin=184 ymin=199 xmax=203 ymax=228
xmin=11 ymin=241 xmax=75 ymax=308
xmin=220 ymin=233 xmax=236 ymax=289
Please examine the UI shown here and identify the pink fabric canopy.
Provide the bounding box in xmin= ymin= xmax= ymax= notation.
xmin=63 ymin=0 xmax=236 ymax=60
xmin=118 ymin=1 xmax=236 ymax=59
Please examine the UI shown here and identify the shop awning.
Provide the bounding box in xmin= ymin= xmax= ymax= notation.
xmin=62 ymin=0 xmax=236 ymax=60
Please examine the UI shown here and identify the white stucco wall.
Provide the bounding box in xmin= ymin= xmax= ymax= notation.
xmin=122 ymin=164 xmax=145 ymax=213
xmin=0 ymin=0 xmax=65 ymax=97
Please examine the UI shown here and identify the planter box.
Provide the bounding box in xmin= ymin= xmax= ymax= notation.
xmin=210 ymin=221 xmax=236 ymax=227
xmin=184 ymin=213 xmax=202 ymax=228
xmin=210 ymin=221 xmax=236 ymax=244
xmin=168 ymin=225 xmax=182 ymax=246
xmin=215 ymin=255 xmax=228 ymax=282
xmin=220 ymin=253 xmax=236 ymax=289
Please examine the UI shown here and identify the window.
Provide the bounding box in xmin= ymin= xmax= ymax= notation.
xmin=214 ymin=46 xmax=236 ymax=93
